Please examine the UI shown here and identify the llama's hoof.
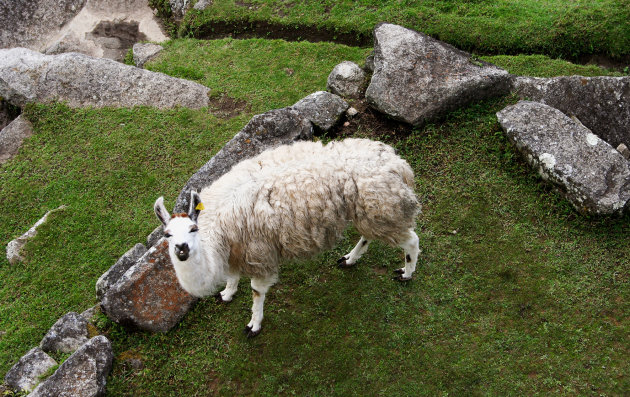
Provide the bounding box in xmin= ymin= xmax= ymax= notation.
xmin=393 ymin=268 xmax=405 ymax=275
xmin=394 ymin=274 xmax=412 ymax=282
xmin=244 ymin=325 xmax=261 ymax=338
xmin=337 ymin=256 xmax=353 ymax=268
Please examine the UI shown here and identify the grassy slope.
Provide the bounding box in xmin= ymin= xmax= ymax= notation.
xmin=0 ymin=39 xmax=627 ymax=395
xmin=181 ymin=0 xmax=630 ymax=60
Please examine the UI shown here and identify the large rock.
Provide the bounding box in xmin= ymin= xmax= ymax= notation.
xmin=497 ymin=101 xmax=630 ymax=215
xmin=0 ymin=0 xmax=85 ymax=50
xmin=0 ymin=48 xmax=210 ymax=109
xmin=4 ymin=347 xmax=57 ymax=393
xmin=0 ymin=115 xmax=33 ymax=164
xmin=174 ymin=107 xmax=314 ymax=213
xmin=96 ymin=243 xmax=147 ymax=300
xmin=327 ymin=61 xmax=367 ymax=98
xmin=366 ymin=23 xmax=512 ymax=127
xmin=0 ymin=0 xmax=167 ymax=62
xmin=40 ymin=312 xmax=89 ymax=354
xmin=6 ymin=205 xmax=66 ymax=265
xmin=169 ymin=0 xmax=190 ymax=17
xmin=513 ymin=76 xmax=630 ymax=148
xmin=100 ymin=238 xmax=197 ymax=332
xmin=30 ymin=335 xmax=113 ymax=397
xmin=292 ymin=91 xmax=349 ymax=131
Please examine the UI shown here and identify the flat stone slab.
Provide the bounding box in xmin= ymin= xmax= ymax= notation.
xmin=366 ymin=23 xmax=511 ymax=127
xmin=0 ymin=47 xmax=210 ymax=109
xmin=6 ymin=205 xmax=66 ymax=265
xmin=133 ymin=43 xmax=163 ymax=68
xmin=4 ymin=347 xmax=57 ymax=393
xmin=292 ymin=91 xmax=349 ymax=131
xmin=30 ymin=335 xmax=113 ymax=397
xmin=100 ymin=238 xmax=197 ymax=332
xmin=513 ymin=76 xmax=630 ymax=148
xmin=497 ymin=101 xmax=630 ymax=215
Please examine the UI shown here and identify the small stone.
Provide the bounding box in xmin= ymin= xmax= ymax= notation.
xmin=617 ymin=143 xmax=630 ymax=160
xmin=40 ymin=312 xmax=89 ymax=354
xmin=346 ymin=107 xmax=358 ymax=118
xmin=6 ymin=205 xmax=66 ymax=265
xmin=0 ymin=115 xmax=34 ymax=165
xmin=4 ymin=347 xmax=57 ymax=393
xmin=132 ymin=43 xmax=163 ymax=68
xmin=292 ymin=91 xmax=349 ymax=131
xmin=327 ymin=61 xmax=367 ymax=98
xmin=343 ymin=121 xmax=350 ymax=127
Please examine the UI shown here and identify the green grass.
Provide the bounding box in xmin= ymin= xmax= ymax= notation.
xmin=0 ymin=38 xmax=628 ymax=395
xmin=481 ymin=54 xmax=624 ymax=77
xmin=179 ymin=0 xmax=630 ymax=60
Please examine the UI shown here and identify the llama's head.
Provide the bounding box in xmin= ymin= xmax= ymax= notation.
xmin=154 ymin=191 xmax=203 ymax=262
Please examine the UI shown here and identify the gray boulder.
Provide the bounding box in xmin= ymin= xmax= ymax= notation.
xmin=513 ymin=76 xmax=630 ymax=148
xmin=4 ymin=347 xmax=57 ymax=393
xmin=327 ymin=61 xmax=367 ymax=98
xmin=0 ymin=0 xmax=85 ymax=50
xmin=40 ymin=312 xmax=89 ymax=354
xmin=30 ymin=335 xmax=113 ymax=397
xmin=100 ymin=238 xmax=197 ymax=332
xmin=96 ymin=243 xmax=147 ymax=300
xmin=169 ymin=0 xmax=191 ymax=17
xmin=0 ymin=48 xmax=210 ymax=109
xmin=0 ymin=115 xmax=33 ymax=164
xmin=174 ymin=107 xmax=313 ymax=213
xmin=146 ymin=225 xmax=164 ymax=248
xmin=292 ymin=91 xmax=349 ymax=131
xmin=132 ymin=43 xmax=163 ymax=68
xmin=366 ymin=23 xmax=511 ymax=127
xmin=497 ymin=101 xmax=630 ymax=215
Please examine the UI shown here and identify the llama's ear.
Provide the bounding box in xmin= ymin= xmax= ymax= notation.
xmin=154 ymin=197 xmax=170 ymax=227
xmin=189 ymin=190 xmax=202 ymax=223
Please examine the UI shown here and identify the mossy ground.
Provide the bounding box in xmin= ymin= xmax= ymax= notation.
xmin=0 ymin=35 xmax=627 ymax=396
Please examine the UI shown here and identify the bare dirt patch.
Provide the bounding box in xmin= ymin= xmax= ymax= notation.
xmin=208 ymin=93 xmax=251 ymax=119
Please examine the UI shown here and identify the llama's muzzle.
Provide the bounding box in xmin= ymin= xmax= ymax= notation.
xmin=175 ymin=243 xmax=190 ymax=261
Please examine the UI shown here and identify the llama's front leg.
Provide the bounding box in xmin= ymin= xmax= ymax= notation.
xmin=337 ymin=236 xmax=371 ymax=268
xmin=218 ymin=274 xmax=240 ymax=302
xmin=244 ymin=275 xmax=277 ymax=338
xmin=394 ymin=229 xmax=420 ymax=281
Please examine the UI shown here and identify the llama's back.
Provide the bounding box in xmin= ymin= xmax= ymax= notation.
xmin=198 ymin=139 xmax=419 ymax=273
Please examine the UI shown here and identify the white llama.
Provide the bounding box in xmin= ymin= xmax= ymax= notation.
xmin=154 ymin=138 xmax=420 ymax=337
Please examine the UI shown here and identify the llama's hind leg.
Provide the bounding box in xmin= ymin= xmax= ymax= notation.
xmin=337 ymin=236 xmax=371 ymax=268
xmin=394 ymin=229 xmax=420 ymax=281
xmin=218 ymin=274 xmax=240 ymax=302
xmin=244 ymin=274 xmax=277 ymax=338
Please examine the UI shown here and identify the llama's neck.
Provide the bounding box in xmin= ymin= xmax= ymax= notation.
xmin=170 ymin=237 xmax=228 ymax=298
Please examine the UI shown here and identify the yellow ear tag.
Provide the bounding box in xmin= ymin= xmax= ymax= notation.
xmin=195 ymin=202 xmax=205 ymax=211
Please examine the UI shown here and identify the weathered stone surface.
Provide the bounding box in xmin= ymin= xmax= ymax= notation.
xmin=327 ymin=61 xmax=367 ymax=98
xmin=6 ymin=205 xmax=66 ymax=265
xmin=169 ymin=0 xmax=191 ymax=17
xmin=366 ymin=23 xmax=511 ymax=127
xmin=0 ymin=48 xmax=210 ymax=109
xmin=0 ymin=115 xmax=33 ymax=164
xmin=292 ymin=91 xmax=349 ymax=131
xmin=40 ymin=312 xmax=89 ymax=354
xmin=513 ymin=76 xmax=630 ymax=148
xmin=497 ymin=101 xmax=630 ymax=215
xmin=0 ymin=0 xmax=85 ymax=50
xmin=80 ymin=305 xmax=99 ymax=323
xmin=132 ymin=43 xmax=163 ymax=68
xmin=174 ymin=107 xmax=313 ymax=212
xmin=4 ymin=347 xmax=57 ymax=393
xmin=193 ymin=0 xmax=212 ymax=10
xmin=96 ymin=243 xmax=147 ymax=300
xmin=100 ymin=238 xmax=197 ymax=332
xmin=30 ymin=335 xmax=113 ymax=397
xmin=146 ymin=225 xmax=164 ymax=248
xmin=617 ymin=143 xmax=630 ymax=160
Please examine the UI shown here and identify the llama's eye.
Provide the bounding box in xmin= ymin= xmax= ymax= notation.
xmin=164 ymin=232 xmax=172 ymax=238
xmin=190 ymin=226 xmax=199 ymax=233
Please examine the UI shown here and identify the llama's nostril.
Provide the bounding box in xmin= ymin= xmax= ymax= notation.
xmin=174 ymin=243 xmax=189 ymax=261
